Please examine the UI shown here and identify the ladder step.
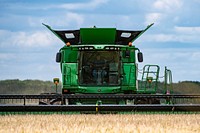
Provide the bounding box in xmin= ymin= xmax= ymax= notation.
xmin=143 ymin=71 xmax=158 ymax=73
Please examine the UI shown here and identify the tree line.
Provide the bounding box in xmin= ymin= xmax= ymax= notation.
xmin=0 ymin=79 xmax=61 ymax=94
xmin=0 ymin=79 xmax=199 ymax=94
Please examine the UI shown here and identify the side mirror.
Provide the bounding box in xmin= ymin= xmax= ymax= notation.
xmin=137 ymin=52 xmax=143 ymax=62
xmin=56 ymin=52 xmax=61 ymax=63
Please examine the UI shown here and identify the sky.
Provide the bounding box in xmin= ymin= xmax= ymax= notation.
xmin=0 ymin=0 xmax=200 ymax=82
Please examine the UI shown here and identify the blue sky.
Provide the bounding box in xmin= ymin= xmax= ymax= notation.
xmin=0 ymin=0 xmax=200 ymax=82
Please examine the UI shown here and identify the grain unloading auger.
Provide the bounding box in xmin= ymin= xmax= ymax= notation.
xmin=1 ymin=23 xmax=200 ymax=113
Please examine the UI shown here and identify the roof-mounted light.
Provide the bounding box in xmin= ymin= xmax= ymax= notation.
xmin=128 ymin=42 xmax=132 ymax=46
xmin=104 ymin=46 xmax=120 ymax=51
xmin=66 ymin=42 xmax=71 ymax=47
xmin=78 ymin=46 xmax=94 ymax=51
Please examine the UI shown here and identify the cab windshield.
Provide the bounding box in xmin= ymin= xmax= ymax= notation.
xmin=79 ymin=51 xmax=120 ymax=86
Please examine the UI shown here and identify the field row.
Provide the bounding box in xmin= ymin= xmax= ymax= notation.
xmin=0 ymin=114 xmax=200 ymax=133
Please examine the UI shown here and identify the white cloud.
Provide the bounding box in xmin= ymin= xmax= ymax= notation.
xmin=72 ymin=13 xmax=154 ymax=29
xmin=141 ymin=26 xmax=200 ymax=43
xmin=153 ymin=0 xmax=182 ymax=12
xmin=191 ymin=52 xmax=200 ymax=61
xmin=175 ymin=26 xmax=200 ymax=34
xmin=13 ymin=32 xmax=45 ymax=47
xmin=3 ymin=0 xmax=109 ymax=11
xmin=65 ymin=12 xmax=84 ymax=27
xmin=144 ymin=33 xmax=200 ymax=43
xmin=144 ymin=0 xmax=183 ymax=25
xmin=52 ymin=0 xmax=108 ymax=10
xmin=145 ymin=34 xmax=174 ymax=42
xmin=145 ymin=13 xmax=162 ymax=25
xmin=0 ymin=30 xmax=59 ymax=47
xmin=0 ymin=53 xmax=16 ymax=62
xmin=28 ymin=17 xmax=44 ymax=27
xmin=28 ymin=12 xmax=84 ymax=28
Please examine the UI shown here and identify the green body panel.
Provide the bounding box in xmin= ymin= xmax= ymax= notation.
xmin=62 ymin=86 xmax=121 ymax=94
xmin=122 ymin=63 xmax=136 ymax=88
xmin=122 ymin=49 xmax=135 ymax=63
xmin=76 ymin=86 xmax=121 ymax=93
xmin=80 ymin=28 xmax=116 ymax=44
xmin=62 ymin=47 xmax=77 ymax=62
xmin=62 ymin=63 xmax=78 ymax=86
xmin=60 ymin=46 xmax=138 ymax=94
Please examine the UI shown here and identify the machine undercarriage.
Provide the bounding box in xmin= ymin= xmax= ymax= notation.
xmin=1 ymin=94 xmax=200 ymax=113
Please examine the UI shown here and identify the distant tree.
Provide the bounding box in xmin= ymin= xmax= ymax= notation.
xmin=0 ymin=79 xmax=61 ymax=94
xmin=0 ymin=79 xmax=199 ymax=94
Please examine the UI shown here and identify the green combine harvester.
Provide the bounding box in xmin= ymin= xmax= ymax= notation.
xmin=0 ymin=23 xmax=200 ymax=113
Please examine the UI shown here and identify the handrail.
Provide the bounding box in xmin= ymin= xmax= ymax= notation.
xmin=164 ymin=66 xmax=173 ymax=94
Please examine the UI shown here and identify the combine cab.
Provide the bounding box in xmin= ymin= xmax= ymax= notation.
xmin=0 ymin=24 xmax=200 ymax=113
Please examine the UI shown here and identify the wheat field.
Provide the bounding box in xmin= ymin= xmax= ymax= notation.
xmin=0 ymin=114 xmax=200 ymax=133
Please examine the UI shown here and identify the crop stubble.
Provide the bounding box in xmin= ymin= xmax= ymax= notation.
xmin=0 ymin=114 xmax=200 ymax=133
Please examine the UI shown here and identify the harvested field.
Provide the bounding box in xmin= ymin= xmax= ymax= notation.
xmin=0 ymin=114 xmax=200 ymax=133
